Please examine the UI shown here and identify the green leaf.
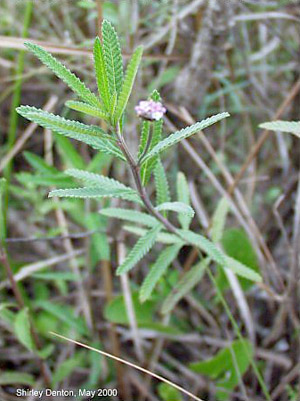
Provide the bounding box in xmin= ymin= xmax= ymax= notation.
xmin=52 ymin=352 xmax=84 ymax=387
xmin=114 ymin=45 xmax=143 ymax=122
xmin=138 ymin=120 xmax=150 ymax=157
xmin=124 ymin=225 xmax=183 ymax=245
xmin=104 ymin=292 xmax=155 ymax=325
xmin=116 ymin=224 xmax=162 ymax=275
xmin=154 ymin=160 xmax=170 ymax=206
xmin=156 ymin=202 xmax=194 ymax=219
xmin=24 ymin=42 xmax=100 ymax=107
xmin=158 ymin=383 xmax=183 ymax=401
xmin=102 ymin=19 xmax=123 ymax=96
xmin=189 ymin=339 xmax=253 ymax=400
xmin=141 ymin=118 xmax=163 ymax=185
xmin=94 ymin=36 xmax=110 ymax=110
xmin=14 ymin=308 xmax=35 ymax=352
xmin=140 ymin=244 xmax=182 ymax=302
xmin=65 ymin=169 xmax=141 ymax=201
xmin=144 ymin=112 xmax=230 ymax=161
xmin=259 ymin=120 xmax=300 ymax=138
xmin=224 ymin=255 xmax=261 ymax=282
xmin=0 ymin=371 xmax=35 ymax=386
xmin=36 ymin=300 xmax=87 ymax=335
xmin=179 ymin=230 xmax=225 ymax=265
xmin=49 ymin=186 xmax=142 ymax=204
xmin=65 ymin=100 xmax=109 ymax=120
xmin=161 ymin=258 xmax=209 ymax=314
xmin=220 ymin=228 xmax=260 ymax=290
xmin=180 ymin=230 xmax=262 ymax=282
xmin=99 ymin=207 xmax=157 ymax=226
xmin=211 ymin=197 xmax=230 ymax=243
xmin=176 ymin=172 xmax=192 ymax=229
xmin=16 ymin=106 xmax=125 ymax=160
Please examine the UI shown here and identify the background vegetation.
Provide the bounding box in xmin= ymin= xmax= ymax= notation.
xmin=0 ymin=1 xmax=299 ymax=400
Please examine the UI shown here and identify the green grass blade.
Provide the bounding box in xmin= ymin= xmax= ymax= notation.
xmin=25 ymin=42 xmax=100 ymax=107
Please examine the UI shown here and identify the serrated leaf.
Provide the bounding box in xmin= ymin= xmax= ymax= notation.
xmin=65 ymin=169 xmax=141 ymax=202
xmin=65 ymin=100 xmax=109 ymax=120
xmin=154 ymin=160 xmax=170 ymax=206
xmin=178 ymin=230 xmax=226 ymax=265
xmin=14 ymin=308 xmax=35 ymax=352
xmin=114 ymin=45 xmax=143 ymax=122
xmin=138 ymin=120 xmax=150 ymax=157
xmin=156 ymin=202 xmax=195 ymax=218
xmin=99 ymin=207 xmax=157 ymax=226
xmin=224 ymin=256 xmax=262 ymax=282
xmin=140 ymin=244 xmax=182 ymax=302
xmin=211 ymin=197 xmax=230 ymax=243
xmin=161 ymin=258 xmax=209 ymax=314
xmin=93 ymin=37 xmax=110 ymax=110
xmin=176 ymin=172 xmax=192 ymax=229
xmin=116 ymin=224 xmax=162 ymax=275
xmin=259 ymin=120 xmax=300 ymax=138
xmin=49 ymin=186 xmax=142 ymax=204
xmin=124 ymin=225 xmax=183 ymax=245
xmin=102 ymin=20 xmax=123 ymax=96
xmin=25 ymin=42 xmax=100 ymax=107
xmin=16 ymin=106 xmax=125 ymax=160
xmin=143 ymin=112 xmax=230 ymax=161
xmin=141 ymin=117 xmax=163 ymax=184
xmin=181 ymin=230 xmax=262 ymax=282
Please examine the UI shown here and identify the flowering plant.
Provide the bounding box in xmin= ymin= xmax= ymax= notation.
xmin=16 ymin=20 xmax=261 ymax=310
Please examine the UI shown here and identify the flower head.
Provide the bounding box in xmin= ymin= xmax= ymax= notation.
xmin=135 ymin=100 xmax=166 ymax=121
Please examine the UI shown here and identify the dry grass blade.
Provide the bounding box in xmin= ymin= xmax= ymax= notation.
xmin=50 ymin=332 xmax=205 ymax=401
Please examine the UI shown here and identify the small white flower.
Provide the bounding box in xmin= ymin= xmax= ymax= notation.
xmin=135 ymin=100 xmax=166 ymax=121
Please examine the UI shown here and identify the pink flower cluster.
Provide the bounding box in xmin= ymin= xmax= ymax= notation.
xmin=135 ymin=100 xmax=166 ymax=121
